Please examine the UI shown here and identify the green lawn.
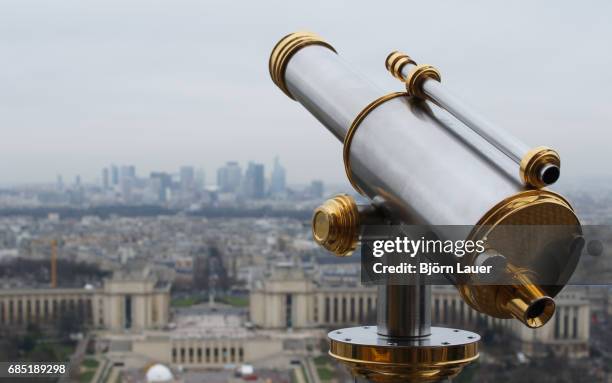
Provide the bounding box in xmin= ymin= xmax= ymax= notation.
xmin=171 ymin=296 xmax=202 ymax=307
xmin=79 ymin=369 xmax=96 ymax=383
xmin=218 ymin=295 xmax=249 ymax=307
xmin=171 ymin=294 xmax=249 ymax=308
xmin=313 ymin=355 xmax=337 ymax=381
xmin=82 ymin=358 xmax=99 ymax=369
xmin=313 ymin=355 xmax=329 ymax=366
xmin=20 ymin=341 xmax=75 ymax=362
xmin=54 ymin=343 xmax=76 ymax=360
xmin=316 ymin=366 xmax=334 ymax=381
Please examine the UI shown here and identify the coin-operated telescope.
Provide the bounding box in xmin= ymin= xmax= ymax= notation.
xmin=269 ymin=32 xmax=582 ymax=383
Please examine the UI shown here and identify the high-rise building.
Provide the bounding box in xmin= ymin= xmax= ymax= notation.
xmin=56 ymin=174 xmax=64 ymax=191
xmin=150 ymin=172 xmax=172 ymax=202
xmin=243 ymin=162 xmax=265 ymax=199
xmin=119 ymin=166 xmax=136 ymax=202
xmin=111 ymin=165 xmax=119 ymax=185
xmin=195 ymin=168 xmax=206 ymax=191
xmin=309 ymin=180 xmax=324 ymax=199
xmin=102 ymin=168 xmax=110 ymax=190
xmin=179 ymin=166 xmax=195 ymax=193
xmin=121 ymin=165 xmax=136 ymax=181
xmin=269 ymin=157 xmax=286 ymax=196
xmin=217 ymin=161 xmax=242 ymax=193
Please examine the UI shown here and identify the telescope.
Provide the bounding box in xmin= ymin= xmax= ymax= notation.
xmin=269 ymin=32 xmax=582 ymax=382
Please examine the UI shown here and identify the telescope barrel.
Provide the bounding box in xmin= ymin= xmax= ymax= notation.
xmin=271 ymin=32 xmax=524 ymax=226
xmin=386 ymin=51 xmax=561 ymax=188
xmin=270 ymin=32 xmax=381 ymax=142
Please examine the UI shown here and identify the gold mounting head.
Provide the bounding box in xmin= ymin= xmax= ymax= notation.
xmin=312 ymin=194 xmax=360 ymax=256
xmin=269 ymin=31 xmax=336 ymax=99
xmin=329 ymin=326 xmax=480 ymax=383
xmin=519 ymin=146 xmax=561 ymax=188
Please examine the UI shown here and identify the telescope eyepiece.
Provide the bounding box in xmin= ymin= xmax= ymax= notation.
xmin=526 ymin=297 xmax=556 ymax=324
xmin=539 ymin=163 xmax=560 ymax=186
xmin=312 ymin=194 xmax=360 ymax=256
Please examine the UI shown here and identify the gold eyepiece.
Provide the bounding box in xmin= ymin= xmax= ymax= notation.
xmin=520 ymin=146 xmax=561 ymax=188
xmin=312 ymin=194 xmax=360 ymax=256
xmin=269 ymin=31 xmax=336 ymax=99
xmin=497 ymin=268 xmax=556 ymax=328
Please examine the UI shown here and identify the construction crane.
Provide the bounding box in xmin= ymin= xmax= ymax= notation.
xmin=29 ymin=237 xmax=58 ymax=288
xmin=29 ymin=235 xmax=107 ymax=288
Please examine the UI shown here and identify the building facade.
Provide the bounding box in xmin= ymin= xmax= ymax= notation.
xmin=0 ymin=273 xmax=170 ymax=332
xmin=249 ymin=268 xmax=590 ymax=358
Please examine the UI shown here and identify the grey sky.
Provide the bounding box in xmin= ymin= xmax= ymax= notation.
xmin=1 ymin=0 xmax=611 ymax=187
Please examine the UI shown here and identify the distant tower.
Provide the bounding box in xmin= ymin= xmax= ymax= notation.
xmin=150 ymin=172 xmax=172 ymax=202
xmin=120 ymin=165 xmax=136 ymax=180
xmin=243 ymin=162 xmax=265 ymax=199
xmin=111 ymin=165 xmax=119 ymax=185
xmin=102 ymin=168 xmax=110 ymax=190
xmin=309 ymin=180 xmax=324 ymax=199
xmin=269 ymin=157 xmax=286 ymax=196
xmin=119 ymin=166 xmax=135 ymax=202
xmin=217 ymin=161 xmax=242 ymax=193
xmin=56 ymin=174 xmax=64 ymax=191
xmin=179 ymin=166 xmax=195 ymax=193
xmin=195 ymin=168 xmax=206 ymax=191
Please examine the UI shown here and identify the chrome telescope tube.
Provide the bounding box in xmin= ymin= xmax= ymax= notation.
xmin=385 ymin=51 xmax=561 ymax=189
xmin=272 ymin=32 xmax=524 ymax=226
xmin=270 ymin=31 xmax=581 ymax=327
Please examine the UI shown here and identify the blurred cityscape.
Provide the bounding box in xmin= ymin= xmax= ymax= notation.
xmin=0 ymin=158 xmax=325 ymax=211
xmin=0 ymin=162 xmax=611 ymax=383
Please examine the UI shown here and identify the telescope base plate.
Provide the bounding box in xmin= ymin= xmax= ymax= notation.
xmin=328 ymin=326 xmax=479 ymax=383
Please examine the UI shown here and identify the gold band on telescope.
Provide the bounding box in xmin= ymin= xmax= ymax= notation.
xmin=385 ymin=51 xmax=417 ymax=81
xmin=406 ymin=64 xmax=442 ymax=99
xmin=343 ymin=92 xmax=409 ymax=195
xmin=312 ymin=194 xmax=360 ymax=256
xmin=519 ymin=146 xmax=561 ymax=189
xmin=269 ymin=31 xmax=337 ymax=99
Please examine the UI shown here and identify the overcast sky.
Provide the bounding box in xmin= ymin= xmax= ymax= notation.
xmin=1 ymin=0 xmax=611 ymax=187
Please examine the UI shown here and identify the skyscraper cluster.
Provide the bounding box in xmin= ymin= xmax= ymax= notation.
xmin=50 ymin=158 xmax=324 ymax=207
xmin=217 ymin=159 xmax=283 ymax=199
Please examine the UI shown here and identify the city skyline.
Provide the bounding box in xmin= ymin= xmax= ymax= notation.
xmin=0 ymin=157 xmax=327 ymax=188
xmin=0 ymin=156 xmax=328 ymax=208
xmin=1 ymin=1 xmax=612 ymax=186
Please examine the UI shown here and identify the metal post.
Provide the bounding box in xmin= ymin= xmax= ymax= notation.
xmin=377 ymin=284 xmax=431 ymax=338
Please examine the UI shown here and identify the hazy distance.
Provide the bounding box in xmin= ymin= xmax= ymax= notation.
xmin=1 ymin=0 xmax=610 ymax=188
